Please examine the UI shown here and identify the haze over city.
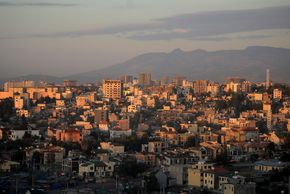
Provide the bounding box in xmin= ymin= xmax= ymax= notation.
xmin=1 ymin=0 xmax=290 ymax=78
xmin=1 ymin=1 xmax=290 ymax=194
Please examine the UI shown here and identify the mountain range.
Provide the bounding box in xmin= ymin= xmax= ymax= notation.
xmin=2 ymin=46 xmax=290 ymax=84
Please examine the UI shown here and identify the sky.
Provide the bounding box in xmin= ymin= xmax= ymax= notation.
xmin=1 ymin=0 xmax=290 ymax=78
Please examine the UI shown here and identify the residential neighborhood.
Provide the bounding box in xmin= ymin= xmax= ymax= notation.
xmin=0 ymin=75 xmax=289 ymax=194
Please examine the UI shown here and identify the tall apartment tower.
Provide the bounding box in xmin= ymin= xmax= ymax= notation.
xmin=63 ymin=80 xmax=77 ymax=87
xmin=102 ymin=80 xmax=123 ymax=100
xmin=266 ymin=69 xmax=270 ymax=90
xmin=120 ymin=75 xmax=133 ymax=84
xmin=4 ymin=80 xmax=35 ymax=92
xmin=138 ymin=73 xmax=151 ymax=86
xmin=193 ymin=80 xmax=208 ymax=94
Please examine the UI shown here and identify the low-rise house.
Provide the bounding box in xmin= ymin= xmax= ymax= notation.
xmin=167 ymin=165 xmax=188 ymax=185
xmin=218 ymin=174 xmax=246 ymax=191
xmin=222 ymin=181 xmax=256 ymax=194
xmin=100 ymin=142 xmax=125 ymax=154
xmin=226 ymin=144 xmax=244 ymax=162
xmin=62 ymin=157 xmax=83 ymax=176
xmin=79 ymin=161 xmax=95 ymax=178
xmin=199 ymin=141 xmax=223 ymax=160
xmin=155 ymin=170 xmax=176 ymax=189
xmin=43 ymin=146 xmax=65 ymax=166
xmin=254 ymin=159 xmax=287 ymax=172
xmin=55 ymin=128 xmax=83 ymax=144
xmin=263 ymin=131 xmax=287 ymax=144
xmin=142 ymin=140 xmax=169 ymax=153
xmin=134 ymin=152 xmax=156 ymax=166
xmin=16 ymin=109 xmax=30 ymax=117
xmin=109 ymin=127 xmax=132 ymax=138
xmin=0 ymin=160 xmax=20 ymax=172
xmin=187 ymin=161 xmax=214 ymax=187
xmin=8 ymin=125 xmax=40 ymax=140
xmin=78 ymin=160 xmax=114 ymax=178
xmin=98 ymin=120 xmax=109 ymax=131
xmin=163 ymin=151 xmax=197 ymax=166
xmin=203 ymin=166 xmax=228 ymax=190
xmin=223 ymin=127 xmax=259 ymax=142
xmin=242 ymin=141 xmax=268 ymax=156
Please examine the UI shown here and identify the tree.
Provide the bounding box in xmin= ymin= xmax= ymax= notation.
xmin=229 ymin=93 xmax=247 ymax=117
xmin=267 ymin=142 xmax=276 ymax=158
xmin=21 ymin=114 xmax=28 ymax=125
xmin=215 ymin=150 xmax=230 ymax=165
xmin=186 ymin=136 xmax=196 ymax=147
xmin=112 ymin=135 xmax=148 ymax=152
xmin=117 ymin=158 xmax=148 ymax=178
xmin=12 ymin=150 xmax=26 ymax=163
xmin=215 ymin=100 xmax=228 ymax=111
xmin=146 ymin=174 xmax=160 ymax=193
xmin=0 ymin=98 xmax=15 ymax=121
xmin=249 ymin=153 xmax=259 ymax=162
xmin=256 ymin=120 xmax=268 ymax=134
xmin=32 ymin=151 xmax=41 ymax=165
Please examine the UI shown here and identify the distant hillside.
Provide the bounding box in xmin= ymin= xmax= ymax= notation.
xmin=0 ymin=74 xmax=63 ymax=84
xmin=65 ymin=46 xmax=290 ymax=83
xmin=4 ymin=46 xmax=290 ymax=84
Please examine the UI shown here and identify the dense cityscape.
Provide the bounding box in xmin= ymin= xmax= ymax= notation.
xmin=0 ymin=71 xmax=289 ymax=194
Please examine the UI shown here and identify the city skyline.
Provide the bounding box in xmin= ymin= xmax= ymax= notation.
xmin=1 ymin=0 xmax=290 ymax=78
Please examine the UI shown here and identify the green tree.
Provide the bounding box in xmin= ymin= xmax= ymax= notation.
xmin=146 ymin=174 xmax=160 ymax=193
xmin=117 ymin=158 xmax=148 ymax=178
xmin=215 ymin=150 xmax=230 ymax=165
xmin=0 ymin=98 xmax=15 ymax=121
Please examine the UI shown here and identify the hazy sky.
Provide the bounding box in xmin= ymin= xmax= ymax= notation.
xmin=1 ymin=0 xmax=290 ymax=78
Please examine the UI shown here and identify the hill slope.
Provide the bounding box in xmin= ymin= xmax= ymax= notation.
xmin=66 ymin=46 xmax=290 ymax=83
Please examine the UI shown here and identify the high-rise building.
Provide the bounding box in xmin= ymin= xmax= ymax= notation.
xmin=273 ymin=89 xmax=282 ymax=100
xmin=102 ymin=80 xmax=123 ymax=99
xmin=266 ymin=69 xmax=270 ymax=90
xmin=172 ymin=76 xmax=186 ymax=86
xmin=120 ymin=75 xmax=133 ymax=84
xmin=207 ymin=82 xmax=220 ymax=96
xmin=225 ymin=77 xmax=246 ymax=93
xmin=193 ymin=80 xmax=208 ymax=94
xmin=4 ymin=80 xmax=35 ymax=92
xmin=161 ymin=76 xmax=170 ymax=86
xmin=63 ymin=80 xmax=77 ymax=87
xmin=241 ymin=81 xmax=251 ymax=93
xmin=138 ymin=73 xmax=151 ymax=86
xmin=226 ymin=77 xmax=245 ymax=84
xmin=14 ymin=95 xmax=24 ymax=109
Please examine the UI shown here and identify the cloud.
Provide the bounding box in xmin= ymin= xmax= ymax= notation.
xmin=236 ymin=35 xmax=273 ymax=40
xmin=1 ymin=5 xmax=290 ymax=40
xmin=126 ymin=0 xmax=134 ymax=8
xmin=127 ymin=6 xmax=290 ymax=41
xmin=0 ymin=2 xmax=77 ymax=7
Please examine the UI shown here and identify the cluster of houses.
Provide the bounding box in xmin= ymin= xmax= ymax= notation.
xmin=0 ymin=77 xmax=289 ymax=194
